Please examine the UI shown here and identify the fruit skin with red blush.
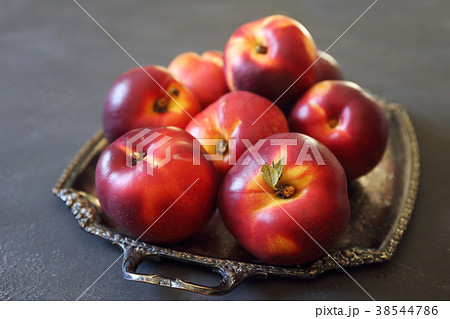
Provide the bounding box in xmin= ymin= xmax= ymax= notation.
xmin=289 ymin=80 xmax=389 ymax=179
xmin=315 ymin=50 xmax=343 ymax=82
xmin=102 ymin=65 xmax=201 ymax=143
xmin=218 ymin=132 xmax=350 ymax=266
xmin=169 ymin=50 xmax=229 ymax=108
xmin=266 ymin=50 xmax=343 ymax=115
xmin=224 ymin=15 xmax=318 ymax=104
xmin=185 ymin=91 xmax=289 ymax=175
xmin=95 ymin=127 xmax=219 ymax=244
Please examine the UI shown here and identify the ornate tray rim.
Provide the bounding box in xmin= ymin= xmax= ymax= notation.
xmin=52 ymin=102 xmax=420 ymax=296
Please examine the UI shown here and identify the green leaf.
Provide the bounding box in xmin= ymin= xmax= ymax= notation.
xmin=273 ymin=157 xmax=284 ymax=179
xmin=261 ymin=157 xmax=285 ymax=190
xmin=261 ymin=163 xmax=279 ymax=189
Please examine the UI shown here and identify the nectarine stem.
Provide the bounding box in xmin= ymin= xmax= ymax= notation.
xmin=217 ymin=139 xmax=228 ymax=155
xmin=130 ymin=151 xmax=146 ymax=165
xmin=154 ymin=97 xmax=168 ymax=113
xmin=256 ymin=45 xmax=267 ymax=54
xmin=329 ymin=117 xmax=339 ymax=129
xmin=169 ymin=87 xmax=180 ymax=97
xmin=275 ymin=185 xmax=296 ymax=199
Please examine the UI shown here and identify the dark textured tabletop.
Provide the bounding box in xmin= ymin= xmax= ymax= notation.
xmin=1 ymin=0 xmax=449 ymax=300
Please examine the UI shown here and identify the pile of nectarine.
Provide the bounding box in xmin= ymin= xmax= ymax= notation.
xmin=95 ymin=15 xmax=388 ymax=266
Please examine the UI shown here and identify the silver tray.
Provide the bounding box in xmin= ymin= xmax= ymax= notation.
xmin=52 ymin=102 xmax=420 ymax=296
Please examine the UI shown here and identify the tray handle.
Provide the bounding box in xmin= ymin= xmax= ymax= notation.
xmin=121 ymin=247 xmax=252 ymax=296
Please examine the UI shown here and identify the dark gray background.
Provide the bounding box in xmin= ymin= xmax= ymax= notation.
xmin=1 ymin=0 xmax=449 ymax=300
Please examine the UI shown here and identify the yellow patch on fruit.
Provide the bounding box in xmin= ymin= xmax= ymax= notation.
xmin=249 ymin=165 xmax=313 ymax=214
xmin=267 ymin=234 xmax=298 ymax=256
xmin=310 ymin=101 xmax=326 ymax=117
xmin=214 ymin=103 xmax=241 ymax=140
xmin=202 ymin=144 xmax=217 ymax=155
xmin=167 ymin=97 xmax=185 ymax=114
xmin=278 ymin=165 xmax=313 ymax=195
xmin=227 ymin=119 xmax=242 ymax=137
xmin=202 ymin=51 xmax=223 ymax=67
xmin=261 ymin=15 xmax=292 ymax=29
xmin=315 ymin=81 xmax=332 ymax=94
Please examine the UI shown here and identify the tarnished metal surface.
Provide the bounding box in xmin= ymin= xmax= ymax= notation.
xmin=53 ymin=102 xmax=420 ymax=296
